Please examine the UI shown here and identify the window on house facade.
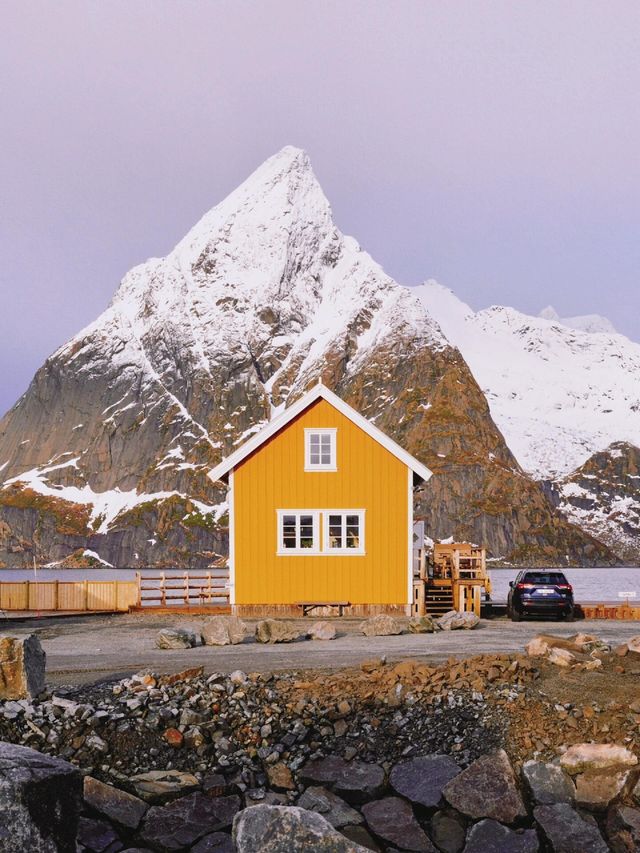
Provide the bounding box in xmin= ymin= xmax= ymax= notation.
xmin=277 ymin=509 xmax=365 ymax=555
xmin=323 ymin=510 xmax=365 ymax=554
xmin=277 ymin=511 xmax=320 ymax=554
xmin=304 ymin=428 xmax=337 ymax=471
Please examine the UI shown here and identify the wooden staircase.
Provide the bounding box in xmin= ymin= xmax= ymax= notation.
xmin=425 ymin=584 xmax=454 ymax=616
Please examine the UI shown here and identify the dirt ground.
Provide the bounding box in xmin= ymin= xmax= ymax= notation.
xmin=3 ymin=610 xmax=640 ymax=686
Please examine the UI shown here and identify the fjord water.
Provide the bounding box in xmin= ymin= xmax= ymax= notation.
xmin=1 ymin=567 xmax=639 ymax=603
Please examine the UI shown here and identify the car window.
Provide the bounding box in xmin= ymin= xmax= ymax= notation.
xmin=522 ymin=572 xmax=568 ymax=585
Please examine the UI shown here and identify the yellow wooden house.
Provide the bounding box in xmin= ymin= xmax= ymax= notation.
xmin=209 ymin=384 xmax=432 ymax=616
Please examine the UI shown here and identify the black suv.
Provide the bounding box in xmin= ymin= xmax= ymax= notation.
xmin=507 ymin=570 xmax=574 ymax=621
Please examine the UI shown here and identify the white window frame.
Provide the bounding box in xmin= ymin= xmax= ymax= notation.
xmin=304 ymin=428 xmax=337 ymax=472
xmin=322 ymin=509 xmax=365 ymax=556
xmin=276 ymin=510 xmax=321 ymax=555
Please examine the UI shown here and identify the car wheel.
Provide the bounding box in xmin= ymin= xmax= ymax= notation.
xmin=510 ymin=608 xmax=522 ymax=622
xmin=564 ymin=608 xmax=575 ymax=622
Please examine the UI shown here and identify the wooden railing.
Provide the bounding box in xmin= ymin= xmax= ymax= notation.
xmin=136 ymin=571 xmax=230 ymax=609
xmin=0 ymin=580 xmax=138 ymax=613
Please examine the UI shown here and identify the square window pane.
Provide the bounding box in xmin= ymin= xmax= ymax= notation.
xmin=283 ymin=532 xmax=296 ymax=549
xmin=321 ymin=451 xmax=332 ymax=464
xmin=310 ymin=451 xmax=320 ymax=464
xmin=310 ymin=434 xmax=320 ymax=447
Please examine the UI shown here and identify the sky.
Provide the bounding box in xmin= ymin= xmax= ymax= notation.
xmin=1 ymin=1 xmax=639 ymax=417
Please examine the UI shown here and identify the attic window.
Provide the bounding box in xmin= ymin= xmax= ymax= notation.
xmin=304 ymin=429 xmax=337 ymax=471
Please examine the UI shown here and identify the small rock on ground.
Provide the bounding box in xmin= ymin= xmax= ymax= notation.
xmin=255 ymin=619 xmax=300 ymax=643
xmin=307 ymin=621 xmax=337 ymax=640
xmin=438 ymin=611 xmax=479 ymax=631
xmin=359 ymin=615 xmax=402 ymax=637
xmin=155 ymin=628 xmax=197 ymax=650
xmin=201 ymin=616 xmax=246 ymax=646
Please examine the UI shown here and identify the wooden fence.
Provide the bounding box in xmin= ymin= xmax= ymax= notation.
xmin=136 ymin=571 xmax=230 ymax=609
xmin=0 ymin=580 xmax=138 ymax=613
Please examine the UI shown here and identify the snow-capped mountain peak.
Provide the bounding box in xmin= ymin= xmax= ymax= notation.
xmin=415 ymin=280 xmax=640 ymax=480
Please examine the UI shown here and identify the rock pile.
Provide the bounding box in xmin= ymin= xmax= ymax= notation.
xmin=2 ymin=635 xmax=640 ymax=850
xmin=4 ymin=732 xmax=637 ymax=851
xmin=525 ymin=632 xmax=610 ymax=670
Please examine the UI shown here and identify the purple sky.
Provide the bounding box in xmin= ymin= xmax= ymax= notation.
xmin=2 ymin=2 xmax=639 ymax=417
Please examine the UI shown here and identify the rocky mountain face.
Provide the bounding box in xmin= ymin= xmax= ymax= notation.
xmin=416 ymin=282 xmax=640 ymax=563
xmin=551 ymin=442 xmax=640 ymax=563
xmin=0 ymin=147 xmax=618 ymax=567
xmin=415 ymin=281 xmax=640 ymax=483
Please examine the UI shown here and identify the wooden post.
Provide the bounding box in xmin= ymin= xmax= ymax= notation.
xmin=54 ymin=580 xmax=59 ymax=611
xmin=184 ymin=571 xmax=189 ymax=605
xmin=161 ymin=572 xmax=166 ymax=607
xmin=83 ymin=580 xmax=89 ymax=611
xmin=136 ymin=572 xmax=141 ymax=608
xmin=207 ymin=571 xmax=212 ymax=604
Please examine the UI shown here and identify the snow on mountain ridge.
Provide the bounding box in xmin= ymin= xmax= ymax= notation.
xmin=539 ymin=305 xmax=618 ymax=335
xmin=8 ymin=147 xmax=447 ymax=514
xmin=415 ymin=280 xmax=640 ymax=480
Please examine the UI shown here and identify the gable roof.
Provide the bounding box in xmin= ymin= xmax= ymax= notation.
xmin=208 ymin=384 xmax=433 ymax=484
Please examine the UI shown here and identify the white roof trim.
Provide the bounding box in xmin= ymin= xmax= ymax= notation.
xmin=208 ymin=384 xmax=433 ymax=484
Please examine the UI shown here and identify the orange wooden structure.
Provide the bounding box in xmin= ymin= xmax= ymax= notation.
xmin=209 ymin=384 xmax=432 ymax=616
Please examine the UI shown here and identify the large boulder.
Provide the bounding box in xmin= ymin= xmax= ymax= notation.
xmin=297 ymin=786 xmax=363 ymax=828
xmin=138 ymin=792 xmax=241 ymax=850
xmin=390 ymin=754 xmax=460 ymax=809
xmin=298 ymin=756 xmax=350 ymax=788
xmin=191 ymin=832 xmax=235 ymax=852
xmin=534 ymin=803 xmax=609 ymax=853
xmin=559 ymin=743 xmax=638 ymax=775
xmin=76 ymin=816 xmax=121 ymax=852
xmin=0 ymin=741 xmax=82 ymax=853
xmin=0 ymin=634 xmax=45 ymax=699
xmin=361 ymin=797 xmax=435 ymax=851
xmin=201 ymin=616 xmax=247 ymax=646
xmin=331 ymin=760 xmax=386 ymax=805
xmin=575 ymin=768 xmax=633 ymax=811
xmin=83 ymin=776 xmax=148 ymax=831
xmin=558 ymin=743 xmax=638 ymax=809
xmin=155 ymin=627 xmax=197 ymax=649
xmin=438 ymin=611 xmax=479 ymax=631
xmin=359 ymin=615 xmax=402 ymax=637
xmin=307 ymin=621 xmax=337 ymax=640
xmin=255 ymin=619 xmax=301 ymax=643
xmin=463 ymin=819 xmax=539 ymax=853
xmin=443 ymin=749 xmax=526 ymax=823
xmin=606 ymin=805 xmax=640 ymax=852
xmin=430 ymin=810 xmax=466 ymax=853
xmin=522 ymin=761 xmax=576 ymax=805
xmin=232 ymin=804 xmax=369 ymax=851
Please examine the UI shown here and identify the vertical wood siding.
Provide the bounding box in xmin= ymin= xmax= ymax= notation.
xmin=234 ymin=399 xmax=408 ymax=605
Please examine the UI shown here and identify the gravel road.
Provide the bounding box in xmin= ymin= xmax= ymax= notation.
xmin=3 ymin=611 xmax=640 ymax=686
